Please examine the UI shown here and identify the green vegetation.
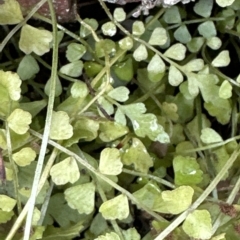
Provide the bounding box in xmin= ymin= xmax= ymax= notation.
xmin=0 ymin=0 xmax=240 ymax=239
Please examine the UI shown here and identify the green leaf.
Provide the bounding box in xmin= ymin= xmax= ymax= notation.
xmin=183 ymin=210 xmax=212 ymax=239
xmin=7 ymin=109 xmax=32 ymax=134
xmin=70 ymin=81 xmax=88 ymax=98
xmin=80 ymin=18 xmax=98 ymax=38
xmin=153 ymin=186 xmax=194 ymax=214
xmin=121 ymin=103 xmax=170 ymax=143
xmin=0 ymin=209 xmax=14 ymax=223
xmin=113 ymin=57 xmax=134 ymax=81
xmin=84 ymin=61 xmax=103 ymax=77
xmin=148 ymin=27 xmax=168 ymax=46
xmin=107 ymin=86 xmax=130 ymax=102
xmin=64 ymin=182 xmax=95 ymax=214
xmin=211 ymin=50 xmax=230 ymax=67
xmin=187 ymin=37 xmax=204 ymax=53
xmin=122 ymin=138 xmax=153 ymax=173
xmin=19 ymin=24 xmax=53 ymax=56
xmin=0 ymin=195 xmax=16 ymax=211
xmin=168 ymin=65 xmax=183 ymax=86
xmin=98 ymin=97 xmax=114 ymax=116
xmin=99 ymin=148 xmax=123 ymax=175
xmin=114 ymin=108 xmax=126 ymax=126
xmin=95 ymin=39 xmax=116 ymax=58
xmin=194 ymin=0 xmax=213 ymax=17
xmin=173 ymin=155 xmax=203 ymax=185
xmin=147 ymin=54 xmax=166 ymax=79
xmin=59 ymin=61 xmax=83 ymax=77
xmin=133 ymin=44 xmax=148 ymax=62
xmin=198 ymin=21 xmax=216 ymax=38
xmin=183 ymin=59 xmax=204 ymax=72
xmin=119 ymin=36 xmax=133 ymax=50
xmin=95 ymin=232 xmax=120 ymax=240
xmin=164 ymin=43 xmax=186 ymax=61
xmin=163 ymin=6 xmax=181 ymax=24
xmin=0 ymin=70 xmax=22 ymax=101
xmin=200 ymin=127 xmax=223 ymax=144
xmin=174 ymin=25 xmax=192 ymax=44
xmin=101 ymin=21 xmax=117 ymax=37
xmin=13 ymin=147 xmax=36 ymax=167
xmin=17 ymin=55 xmax=39 ymax=80
xmin=216 ymin=0 xmax=235 ymax=7
xmin=132 ymin=182 xmax=161 ymax=209
xmin=132 ymin=21 xmax=145 ymax=35
xmin=122 ymin=228 xmax=140 ymax=240
xmin=20 ymin=99 xmax=47 ymax=118
xmin=99 ymin=194 xmax=129 ymax=220
xmin=66 ymin=43 xmax=86 ymax=62
xmin=65 ymin=117 xmax=99 ymax=147
xmin=50 ymin=157 xmax=80 ymax=185
xmin=0 ymin=0 xmax=23 ymax=24
xmin=99 ymin=121 xmax=129 ymax=142
xmin=90 ymin=213 xmax=108 ymax=236
xmin=44 ymin=76 xmax=62 ymax=97
xmin=219 ymin=80 xmax=232 ymax=99
xmin=113 ymin=8 xmax=126 ymax=22
xmin=207 ymin=37 xmax=222 ymax=50
xmin=50 ymin=111 xmax=73 ymax=140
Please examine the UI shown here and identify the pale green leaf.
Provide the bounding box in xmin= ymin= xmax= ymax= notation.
xmin=80 ymin=18 xmax=98 ymax=38
xmin=7 ymin=109 xmax=32 ymax=134
xmin=147 ymin=54 xmax=165 ymax=75
xmin=212 ymin=50 xmax=230 ymax=67
xmin=59 ymin=61 xmax=83 ymax=77
xmin=207 ymin=36 xmax=222 ymax=50
xmin=183 ymin=210 xmax=212 ymax=239
xmin=219 ymin=80 xmax=232 ymax=99
xmin=95 ymin=232 xmax=120 ymax=240
xmin=98 ymin=97 xmax=114 ymax=116
xmin=13 ymin=147 xmax=36 ymax=167
xmin=119 ymin=36 xmax=133 ymax=50
xmin=17 ymin=55 xmax=39 ymax=80
xmin=122 ymin=228 xmax=140 ymax=240
xmin=168 ymin=65 xmax=183 ymax=86
xmin=101 ymin=21 xmax=117 ymax=37
xmin=114 ymin=8 xmax=126 ymax=22
xmin=216 ymin=0 xmax=235 ymax=7
xmin=132 ymin=21 xmax=145 ymax=35
xmin=0 ymin=70 xmax=21 ymax=101
xmin=200 ymin=127 xmax=223 ymax=144
xmin=121 ymin=103 xmax=170 ymax=143
xmin=71 ymin=81 xmax=88 ymax=98
xmin=237 ymin=74 xmax=240 ymax=83
xmin=173 ymin=155 xmax=203 ymax=185
xmin=122 ymin=138 xmax=153 ymax=173
xmin=148 ymin=27 xmax=168 ymax=46
xmin=50 ymin=111 xmax=73 ymax=140
xmin=198 ymin=21 xmax=216 ymax=38
xmin=99 ymin=121 xmax=129 ymax=142
xmin=50 ymin=157 xmax=80 ymax=185
xmin=194 ymin=0 xmax=213 ymax=17
xmin=133 ymin=44 xmax=148 ymax=62
xmin=99 ymin=194 xmax=129 ymax=220
xmin=66 ymin=43 xmax=86 ymax=62
xmin=0 ymin=195 xmax=16 ymax=211
xmin=44 ymin=76 xmax=62 ymax=97
xmin=187 ymin=73 xmax=199 ymax=97
xmin=19 ymin=24 xmax=53 ymax=56
xmin=0 ymin=0 xmax=23 ymax=24
xmin=99 ymin=148 xmax=123 ymax=175
xmin=132 ymin=182 xmax=161 ymax=209
xmin=114 ymin=108 xmax=127 ymax=126
xmin=64 ymin=182 xmax=95 ymax=214
xmin=107 ymin=86 xmax=130 ymax=102
xmin=153 ymin=186 xmax=194 ymax=214
xmin=164 ymin=43 xmax=186 ymax=61
xmin=184 ymin=59 xmax=204 ymax=72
